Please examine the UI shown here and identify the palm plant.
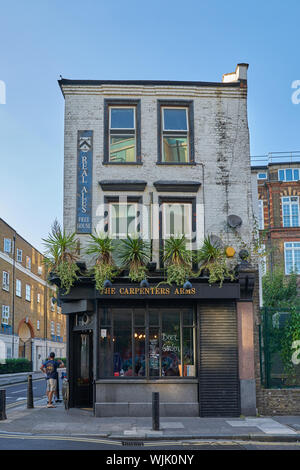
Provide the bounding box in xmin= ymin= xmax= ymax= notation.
xmin=162 ymin=235 xmax=194 ymax=286
xmin=196 ymin=235 xmax=235 ymax=287
xmin=85 ymin=233 xmax=117 ymax=292
xmin=42 ymin=219 xmax=79 ymax=294
xmin=118 ymin=236 xmax=150 ymax=283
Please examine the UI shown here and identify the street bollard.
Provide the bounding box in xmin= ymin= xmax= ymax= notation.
xmin=27 ymin=374 xmax=34 ymax=409
xmin=0 ymin=389 xmax=7 ymax=420
xmin=152 ymin=392 xmax=160 ymax=431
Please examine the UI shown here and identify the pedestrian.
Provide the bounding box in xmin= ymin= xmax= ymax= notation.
xmin=40 ymin=352 xmax=64 ymax=408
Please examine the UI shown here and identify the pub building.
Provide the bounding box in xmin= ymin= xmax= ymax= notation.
xmin=57 ymin=63 xmax=258 ymax=417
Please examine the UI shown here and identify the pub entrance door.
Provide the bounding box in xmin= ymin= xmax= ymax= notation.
xmin=73 ymin=332 xmax=93 ymax=408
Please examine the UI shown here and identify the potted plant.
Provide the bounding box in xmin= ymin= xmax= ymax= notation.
xmin=196 ymin=235 xmax=235 ymax=287
xmin=162 ymin=235 xmax=194 ymax=287
xmin=118 ymin=236 xmax=150 ymax=283
xmin=85 ymin=233 xmax=117 ymax=292
xmin=42 ymin=219 xmax=79 ymax=294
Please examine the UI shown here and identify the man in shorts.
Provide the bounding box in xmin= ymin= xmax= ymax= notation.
xmin=40 ymin=352 xmax=64 ymax=408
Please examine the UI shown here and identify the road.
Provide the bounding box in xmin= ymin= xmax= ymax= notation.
xmin=3 ymin=378 xmax=62 ymax=408
xmin=0 ymin=434 xmax=299 ymax=451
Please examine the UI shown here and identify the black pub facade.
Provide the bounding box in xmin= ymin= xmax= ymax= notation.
xmin=58 ymin=64 xmax=258 ymax=417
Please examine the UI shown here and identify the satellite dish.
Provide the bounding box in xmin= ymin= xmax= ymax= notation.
xmin=227 ymin=215 xmax=242 ymax=228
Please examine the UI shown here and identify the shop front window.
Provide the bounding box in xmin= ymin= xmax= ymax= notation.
xmin=99 ymin=306 xmax=196 ymax=378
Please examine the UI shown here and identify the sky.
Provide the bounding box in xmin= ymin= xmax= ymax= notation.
xmin=0 ymin=0 xmax=299 ymax=252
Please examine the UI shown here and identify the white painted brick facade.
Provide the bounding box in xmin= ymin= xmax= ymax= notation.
xmin=61 ymin=67 xmax=253 ymax=267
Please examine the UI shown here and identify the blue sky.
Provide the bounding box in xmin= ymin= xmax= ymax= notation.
xmin=0 ymin=0 xmax=299 ymax=251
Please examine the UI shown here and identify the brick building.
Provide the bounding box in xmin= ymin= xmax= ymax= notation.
xmin=251 ymin=153 xmax=300 ymax=277
xmin=57 ymin=63 xmax=260 ymax=417
xmin=0 ymin=218 xmax=66 ymax=370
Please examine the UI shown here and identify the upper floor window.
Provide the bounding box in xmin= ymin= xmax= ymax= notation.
xmin=51 ymin=321 xmax=55 ymax=335
xmin=37 ymin=293 xmax=41 ymax=303
xmin=282 ymin=196 xmax=299 ymax=227
xmin=285 ymin=242 xmax=300 ymax=274
xmin=26 ymin=256 xmax=31 ymax=270
xmin=16 ymin=279 xmax=22 ymax=297
xmin=104 ymin=99 xmax=141 ymax=164
xmin=258 ymin=200 xmax=264 ymax=230
xmin=2 ymin=271 xmax=9 ymax=291
xmin=1 ymin=305 xmax=9 ymax=325
xmin=278 ymin=168 xmax=299 ymax=182
xmin=57 ymin=323 xmax=61 ymax=336
xmin=162 ymin=108 xmax=188 ymax=163
xmin=257 ymin=172 xmax=267 ymax=180
xmin=17 ymin=249 xmax=22 ymax=262
xmin=109 ymin=202 xmax=139 ymax=239
xmin=25 ymin=284 xmax=31 ymax=301
xmin=157 ymin=100 xmax=194 ymax=164
xmin=4 ymin=238 xmax=11 ymax=253
xmin=162 ymin=203 xmax=192 ymax=240
xmin=37 ymin=320 xmax=40 ymax=331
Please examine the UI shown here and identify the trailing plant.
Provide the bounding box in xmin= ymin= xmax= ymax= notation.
xmin=42 ymin=219 xmax=79 ymax=295
xmin=118 ymin=236 xmax=150 ymax=283
xmin=162 ymin=235 xmax=194 ymax=287
xmin=280 ymin=306 xmax=300 ymax=384
xmin=85 ymin=233 xmax=117 ymax=292
xmin=196 ymin=236 xmax=235 ymax=287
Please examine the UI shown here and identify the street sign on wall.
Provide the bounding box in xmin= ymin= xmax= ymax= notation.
xmin=76 ymin=130 xmax=93 ymax=233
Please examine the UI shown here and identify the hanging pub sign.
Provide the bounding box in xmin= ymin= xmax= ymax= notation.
xmin=76 ymin=130 xmax=93 ymax=233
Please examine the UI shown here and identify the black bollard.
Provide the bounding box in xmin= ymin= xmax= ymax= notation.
xmin=27 ymin=374 xmax=34 ymax=409
xmin=0 ymin=389 xmax=7 ymax=420
xmin=152 ymin=392 xmax=159 ymax=431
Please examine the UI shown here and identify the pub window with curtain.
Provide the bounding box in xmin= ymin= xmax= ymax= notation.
xmin=109 ymin=107 xmax=136 ymax=163
xmin=108 ymin=202 xmax=139 ymax=239
xmin=162 ymin=202 xmax=192 ymax=249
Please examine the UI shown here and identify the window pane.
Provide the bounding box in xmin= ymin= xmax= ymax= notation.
xmin=100 ymin=307 xmax=111 ymax=326
xmin=110 ymin=108 xmax=134 ymax=129
xmin=149 ymin=310 xmax=159 ymax=326
xmin=183 ymin=328 xmax=195 ymax=376
xmin=286 ymin=169 xmax=293 ymax=181
xmin=149 ymin=328 xmax=160 ymax=376
xmin=182 ymin=308 xmax=194 ymax=326
xmin=163 ymin=136 xmax=188 ymax=162
xmin=294 ymin=249 xmax=300 ymax=273
xmin=100 ymin=327 xmax=113 ymax=377
xmin=111 ymin=204 xmax=137 ymax=238
xmin=163 ymin=108 xmax=187 ymax=131
xmin=113 ymin=309 xmax=132 ymax=376
xmin=162 ymin=310 xmax=181 ymax=376
xmin=164 ymin=203 xmax=192 ymax=239
xmin=278 ymin=170 xmax=284 ymax=181
xmin=134 ymin=309 xmax=145 ymax=326
xmin=109 ymin=135 xmax=135 ymax=162
xmin=134 ymin=327 xmax=145 ymax=376
xmin=294 ymin=169 xmax=299 ymax=180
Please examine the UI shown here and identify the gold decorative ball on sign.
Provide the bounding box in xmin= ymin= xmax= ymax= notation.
xmin=225 ymin=246 xmax=235 ymax=258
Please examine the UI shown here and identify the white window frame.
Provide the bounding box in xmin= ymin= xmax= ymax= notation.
xmin=16 ymin=279 xmax=22 ymax=297
xmin=278 ymin=168 xmax=300 ymax=182
xmin=37 ymin=320 xmax=40 ymax=331
xmin=162 ymin=202 xmax=192 ymax=240
xmin=25 ymin=284 xmax=31 ymax=301
xmin=109 ymin=202 xmax=138 ymax=239
xmin=282 ymin=196 xmax=299 ymax=227
xmin=57 ymin=323 xmax=61 ymax=337
xmin=2 ymin=271 xmax=9 ymax=291
xmin=38 ymin=266 xmax=43 ymax=275
xmin=284 ymin=242 xmax=300 ymax=275
xmin=4 ymin=238 xmax=11 ymax=253
xmin=258 ymin=199 xmax=264 ymax=230
xmin=26 ymin=256 xmax=31 ymax=270
xmin=1 ymin=305 xmax=9 ymax=325
xmin=17 ymin=249 xmax=23 ymax=263
xmin=51 ymin=321 xmax=55 ymax=335
xmin=37 ymin=293 xmax=41 ymax=303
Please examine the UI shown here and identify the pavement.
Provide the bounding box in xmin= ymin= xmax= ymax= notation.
xmin=0 ymin=372 xmax=300 ymax=443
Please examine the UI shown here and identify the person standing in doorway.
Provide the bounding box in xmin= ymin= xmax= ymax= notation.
xmin=40 ymin=352 xmax=64 ymax=408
